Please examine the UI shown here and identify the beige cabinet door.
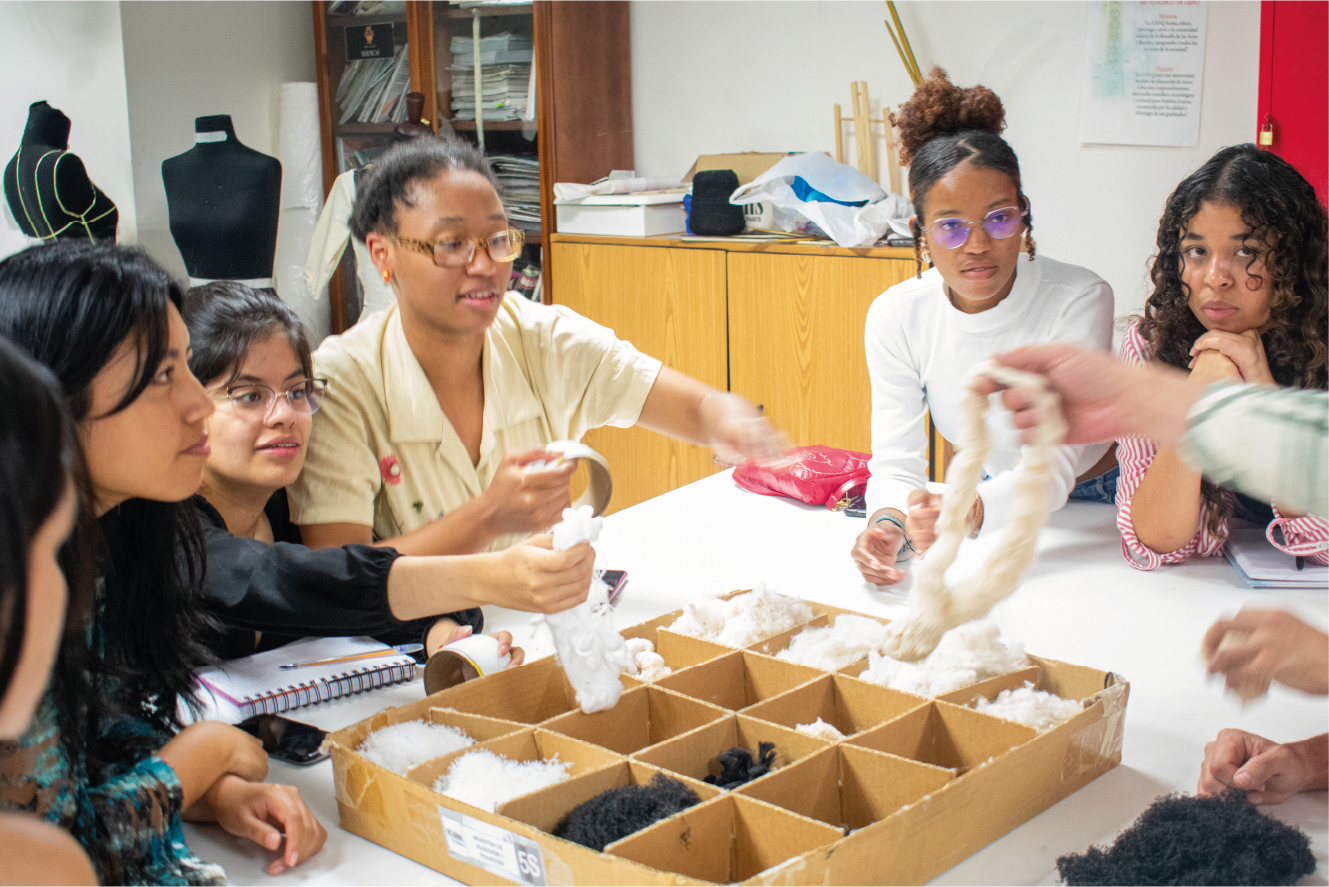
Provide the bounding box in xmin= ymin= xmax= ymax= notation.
xmin=727 ymin=252 xmax=913 ymax=453
xmin=550 ymin=242 xmax=728 ymax=513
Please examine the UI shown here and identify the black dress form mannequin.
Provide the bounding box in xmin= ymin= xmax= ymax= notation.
xmin=162 ymin=115 xmax=281 ymax=283
xmin=3 ymin=101 xmax=118 ymax=241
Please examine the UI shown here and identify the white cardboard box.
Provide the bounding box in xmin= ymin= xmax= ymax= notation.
xmin=555 ymin=193 xmax=687 ymax=237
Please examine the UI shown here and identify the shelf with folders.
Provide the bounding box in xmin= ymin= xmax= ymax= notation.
xmin=321 ymin=2 xmax=415 ymax=174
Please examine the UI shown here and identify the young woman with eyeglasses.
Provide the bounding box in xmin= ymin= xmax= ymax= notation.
xmin=851 ymin=68 xmax=1117 ymax=587
xmin=288 ymin=137 xmax=786 ymax=558
xmin=1115 ymin=145 xmax=1328 ymax=570
xmin=0 ymin=242 xmax=325 ymax=883
xmin=183 ymin=283 xmax=599 ymax=663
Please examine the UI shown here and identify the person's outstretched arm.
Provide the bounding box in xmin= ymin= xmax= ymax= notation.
xmin=985 ymin=343 xmax=1328 ymax=516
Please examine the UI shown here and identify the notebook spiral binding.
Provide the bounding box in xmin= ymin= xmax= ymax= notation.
xmin=237 ymin=661 xmax=417 ymax=719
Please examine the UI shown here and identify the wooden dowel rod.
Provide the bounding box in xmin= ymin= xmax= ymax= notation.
xmin=834 ymin=103 xmax=844 ymax=164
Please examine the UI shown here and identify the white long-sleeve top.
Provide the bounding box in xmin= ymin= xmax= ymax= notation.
xmin=864 ymin=255 xmax=1115 ymax=534
xmin=304 ymin=169 xmax=397 ymax=318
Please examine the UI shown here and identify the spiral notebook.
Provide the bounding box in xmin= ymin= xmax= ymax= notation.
xmin=197 ymin=637 xmax=418 ymax=723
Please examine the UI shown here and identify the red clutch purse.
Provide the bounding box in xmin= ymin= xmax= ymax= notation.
xmin=732 ymin=445 xmax=871 ymax=511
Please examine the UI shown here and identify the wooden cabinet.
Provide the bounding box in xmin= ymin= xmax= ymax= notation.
xmin=550 ymin=234 xmax=921 ymax=511
xmin=728 ymin=252 xmax=911 ymax=453
xmin=550 ymin=241 xmax=728 ymax=513
xmin=311 ymin=1 xmax=633 ymax=331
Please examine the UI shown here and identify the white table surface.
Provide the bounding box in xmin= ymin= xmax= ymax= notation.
xmin=186 ymin=470 xmax=1329 ymax=885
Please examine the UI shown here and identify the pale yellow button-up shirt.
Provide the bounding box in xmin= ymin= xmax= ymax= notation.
xmin=287 ymin=295 xmax=662 ymax=551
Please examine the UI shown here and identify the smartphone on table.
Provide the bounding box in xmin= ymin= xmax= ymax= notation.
xmin=600 ymin=569 xmax=628 ymax=606
xmin=237 ymin=714 xmax=330 ymax=766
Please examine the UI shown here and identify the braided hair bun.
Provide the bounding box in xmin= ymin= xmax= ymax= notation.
xmin=891 ymin=67 xmax=1006 ymax=167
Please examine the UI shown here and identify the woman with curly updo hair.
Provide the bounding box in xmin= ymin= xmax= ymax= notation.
xmin=1116 ymin=145 xmax=1329 ymax=570
xmin=853 ymin=68 xmax=1117 ymax=587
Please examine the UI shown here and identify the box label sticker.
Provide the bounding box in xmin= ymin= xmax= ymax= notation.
xmin=438 ymin=807 xmax=547 ymax=886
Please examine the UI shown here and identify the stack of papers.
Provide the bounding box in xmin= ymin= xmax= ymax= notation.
xmin=450 ymin=64 xmax=531 ymax=120
xmin=490 ymin=155 xmax=541 ymax=232
xmin=337 ymin=45 xmax=411 ymax=124
xmin=1224 ymin=528 xmax=1329 ymax=589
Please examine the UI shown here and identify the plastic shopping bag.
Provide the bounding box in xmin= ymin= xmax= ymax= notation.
xmin=728 ymin=153 xmax=911 ymax=248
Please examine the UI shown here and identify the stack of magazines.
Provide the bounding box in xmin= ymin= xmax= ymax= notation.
xmin=449 ymin=32 xmax=534 ymax=121
xmin=337 ymin=44 xmax=412 ymax=124
xmin=490 ymin=156 xmax=541 ymax=232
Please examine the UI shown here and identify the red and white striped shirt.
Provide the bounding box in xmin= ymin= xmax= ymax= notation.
xmin=1115 ymin=322 xmax=1329 ymax=570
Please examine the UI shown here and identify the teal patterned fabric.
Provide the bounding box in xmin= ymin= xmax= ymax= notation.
xmin=0 ymin=584 xmax=226 ymax=885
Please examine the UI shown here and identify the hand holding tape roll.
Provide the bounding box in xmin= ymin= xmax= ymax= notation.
xmin=534 ymin=440 xmax=614 ymax=517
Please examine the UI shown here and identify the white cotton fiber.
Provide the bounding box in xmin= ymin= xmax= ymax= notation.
xmin=623 ymin=638 xmax=672 ymax=682
xmin=775 ymin=615 xmax=890 ymax=671
xmin=974 ymin=682 xmax=1082 ymax=732
xmin=667 ymin=586 xmax=814 ymax=648
xmin=796 ymin=718 xmax=846 ymax=742
xmin=433 ymin=750 xmax=572 ymax=812
xmin=858 ymin=622 xmax=1028 ymax=697
xmin=356 ymin=720 xmax=474 ymax=775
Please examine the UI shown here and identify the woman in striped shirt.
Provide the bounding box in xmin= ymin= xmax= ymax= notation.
xmin=1116 ymin=144 xmax=1328 ymax=570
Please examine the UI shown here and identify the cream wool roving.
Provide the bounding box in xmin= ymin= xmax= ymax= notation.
xmin=882 ymin=362 xmax=1067 ymax=662
xmin=539 ymin=505 xmax=633 ymax=713
xmin=666 ymin=585 xmax=814 ymax=648
xmin=355 ymin=720 xmax=474 ymax=775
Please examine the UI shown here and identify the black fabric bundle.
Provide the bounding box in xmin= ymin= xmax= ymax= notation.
xmin=689 ymin=169 xmax=745 ymax=236
xmin=553 ymin=773 xmax=699 ymax=851
xmin=1056 ymin=789 xmax=1316 ymax=886
xmin=704 ymin=742 xmax=776 ymax=789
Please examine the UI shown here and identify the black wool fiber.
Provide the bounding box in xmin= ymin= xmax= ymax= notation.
xmin=553 ymin=773 xmax=700 ymax=852
xmin=704 ymin=741 xmax=776 ymax=790
xmin=1056 ymin=788 xmax=1316 ymax=886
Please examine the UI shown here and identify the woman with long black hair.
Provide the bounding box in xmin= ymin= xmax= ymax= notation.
xmin=0 ymin=241 xmax=325 ymax=883
xmin=0 ymin=336 xmax=95 ymax=885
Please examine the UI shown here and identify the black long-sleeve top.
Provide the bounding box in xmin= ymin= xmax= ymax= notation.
xmin=194 ymin=490 xmax=483 ymax=659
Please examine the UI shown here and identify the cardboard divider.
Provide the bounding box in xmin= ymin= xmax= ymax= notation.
xmin=426 ymin=654 xmax=578 ymax=723
xmin=744 ymin=612 xmax=893 ymax=676
xmin=541 ymin=685 xmax=728 ymax=755
xmin=498 ymin=758 xmax=723 ymax=838
xmin=425 ymin=707 xmax=526 ymax=743
xmin=405 ymin=726 xmax=623 ymax=798
xmin=848 ymin=700 xmax=1036 ymax=773
xmin=935 ymin=665 xmax=1043 ymax=709
xmin=651 ymin=649 xmax=824 ymax=711
xmin=606 ymin=792 xmax=844 ymax=884
xmin=736 ymin=743 xmax=953 ymax=830
xmin=632 ymin=713 xmax=829 ymax=788
xmin=743 ymin=673 xmax=926 ymax=738
xmin=744 ymin=614 xmax=831 ymax=657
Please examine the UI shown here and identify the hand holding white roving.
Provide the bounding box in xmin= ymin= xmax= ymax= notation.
xmin=540 ymin=505 xmax=633 ymax=712
xmin=881 ymin=362 xmax=1067 ymax=662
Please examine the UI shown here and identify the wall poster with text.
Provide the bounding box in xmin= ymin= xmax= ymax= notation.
xmin=1079 ymin=1 xmax=1208 ymax=147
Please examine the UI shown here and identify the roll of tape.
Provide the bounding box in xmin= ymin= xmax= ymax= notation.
xmin=542 ymin=440 xmax=613 ymax=516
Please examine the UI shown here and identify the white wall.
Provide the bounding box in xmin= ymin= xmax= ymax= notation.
xmin=120 ymin=0 xmax=318 ymax=281
xmin=630 ymin=0 xmax=1260 ymax=318
xmin=0 ymin=2 xmax=137 ymax=255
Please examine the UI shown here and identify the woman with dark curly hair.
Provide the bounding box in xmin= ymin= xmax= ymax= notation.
xmin=1116 ymin=145 xmax=1329 ymax=570
xmin=852 ymin=68 xmax=1116 ymax=586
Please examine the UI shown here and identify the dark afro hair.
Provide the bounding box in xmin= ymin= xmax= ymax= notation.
xmin=1056 ymin=788 xmax=1316 ymax=886
xmin=553 ymin=773 xmax=700 ymax=852
xmin=891 ymin=66 xmax=1006 ymax=168
xmin=349 ymin=137 xmax=501 ymax=241
xmin=890 ymin=67 xmax=1031 ymax=276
